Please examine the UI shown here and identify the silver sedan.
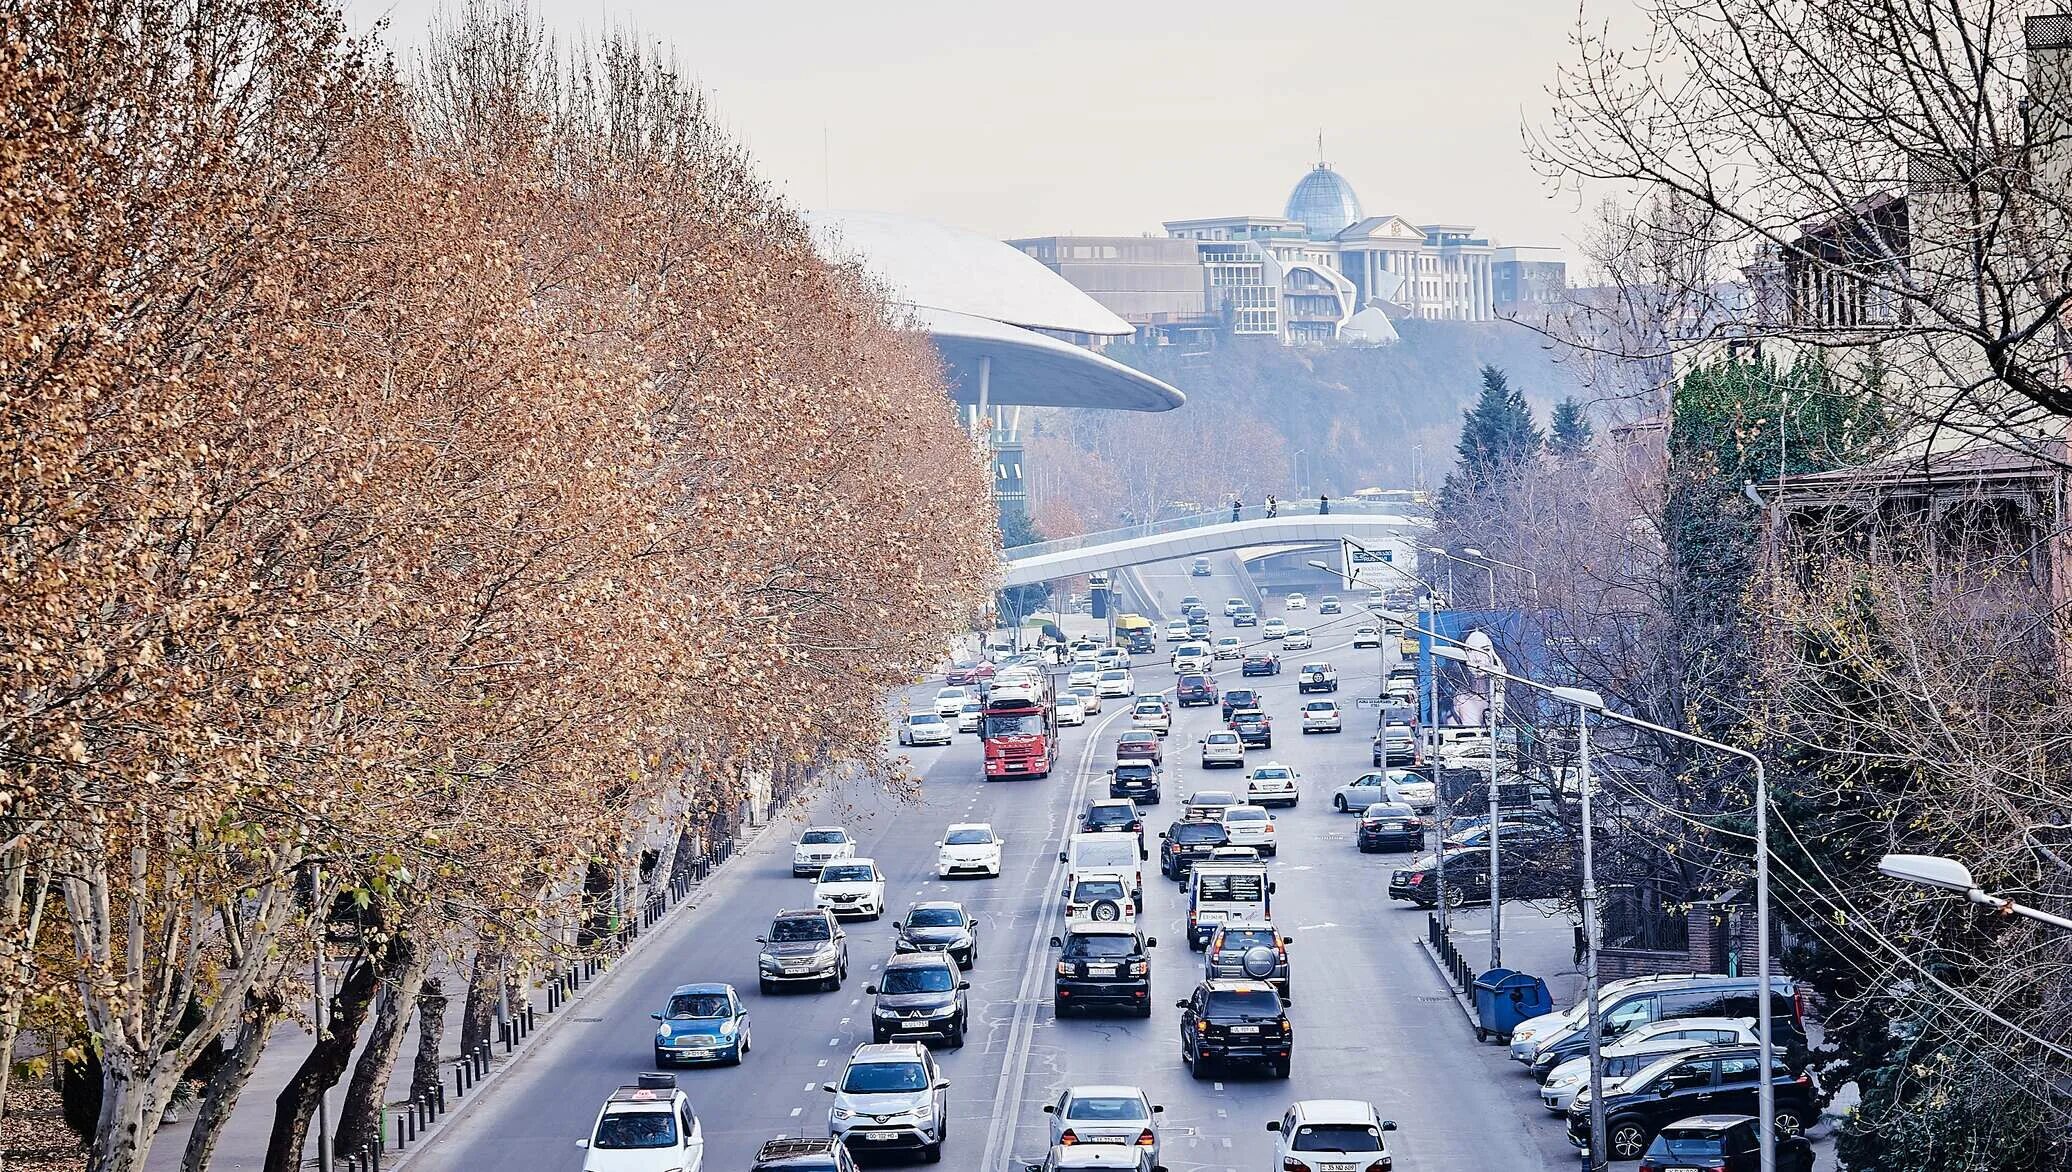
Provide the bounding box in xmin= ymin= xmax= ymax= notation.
xmin=1044 ymin=1085 xmax=1163 ymax=1167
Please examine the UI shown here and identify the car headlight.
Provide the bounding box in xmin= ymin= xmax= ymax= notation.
xmin=656 ymin=1026 xmax=673 ymax=1041
xmin=910 ymin=1101 xmax=935 ymax=1121
xmin=719 ymin=1020 xmax=738 ymax=1036
xmin=832 ymin=1107 xmax=854 ymax=1121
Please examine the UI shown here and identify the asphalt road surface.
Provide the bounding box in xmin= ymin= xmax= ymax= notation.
xmin=415 ymin=556 xmax=1577 ymax=1171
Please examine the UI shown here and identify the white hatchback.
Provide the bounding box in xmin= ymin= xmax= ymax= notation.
xmin=815 ymin=859 xmax=886 ymax=920
xmin=1268 ymin=1099 xmax=1396 ymax=1172
xmin=1300 ymin=701 xmax=1342 ymax=734
xmin=1200 ymin=730 xmax=1246 ymax=769
xmin=1056 ymin=694 xmax=1087 ymax=726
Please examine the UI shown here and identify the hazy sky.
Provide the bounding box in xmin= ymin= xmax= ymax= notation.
xmin=350 ymin=0 xmax=1602 ymax=259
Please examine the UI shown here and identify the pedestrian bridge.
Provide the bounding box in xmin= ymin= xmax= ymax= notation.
xmin=1001 ymin=500 xmax=1427 ymax=587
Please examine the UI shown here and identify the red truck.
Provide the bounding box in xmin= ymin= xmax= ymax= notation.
xmin=982 ymin=674 xmax=1057 ymax=780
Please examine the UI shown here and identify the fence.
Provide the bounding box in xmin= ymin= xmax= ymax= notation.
xmin=1427 ymin=913 xmax=1476 ymax=993
xmin=334 ymin=832 xmax=739 ymax=1171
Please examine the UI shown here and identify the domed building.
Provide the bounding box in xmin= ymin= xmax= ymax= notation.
xmin=1284 ymin=164 xmax=1364 ymax=240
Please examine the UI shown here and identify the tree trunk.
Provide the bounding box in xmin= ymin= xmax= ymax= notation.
xmin=178 ymin=992 xmax=283 ymax=1172
xmin=457 ymin=951 xmax=498 ymax=1058
xmin=0 ymin=850 xmax=51 ymax=1145
xmin=334 ymin=936 xmax=426 ymax=1159
xmin=408 ymin=977 xmax=447 ymax=1102
xmin=260 ymin=954 xmax=377 ymax=1172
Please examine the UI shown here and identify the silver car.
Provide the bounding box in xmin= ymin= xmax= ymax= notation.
xmin=824 ymin=1043 xmax=949 ymax=1161
xmin=1044 ymin=1085 xmax=1163 ymax=1167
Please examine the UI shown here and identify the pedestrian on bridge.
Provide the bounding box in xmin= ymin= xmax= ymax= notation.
xmin=1231 ymin=497 xmax=1243 ymax=523
xmin=1266 ymin=494 xmax=1279 ymax=518
xmin=1319 ymin=494 xmax=1330 ymax=515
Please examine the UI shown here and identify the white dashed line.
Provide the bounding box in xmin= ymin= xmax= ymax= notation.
xmin=817 ymin=1059 xmax=828 ymax=1067
xmin=791 ymin=1107 xmax=803 ymax=1117
xmin=840 ymin=1017 xmax=851 ymax=1025
xmin=849 ymin=998 xmax=859 ymax=1007
xmin=1213 ymin=1082 xmax=1224 ymax=1091
xmin=828 ymin=1037 xmax=840 ymax=1046
xmin=804 ymin=1082 xmax=816 ymax=1091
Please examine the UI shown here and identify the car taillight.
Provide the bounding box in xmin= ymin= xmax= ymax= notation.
xmin=1136 ymin=1129 xmax=1156 ymax=1147
xmin=1264 ymin=824 xmax=1275 ymax=833
xmin=1123 ymin=901 xmax=1135 ymax=915
xmin=1363 ymin=1161 xmax=1391 ymax=1172
xmin=1409 ymin=873 xmax=1426 ymax=886
xmin=1059 ymin=1130 xmax=1078 ymax=1145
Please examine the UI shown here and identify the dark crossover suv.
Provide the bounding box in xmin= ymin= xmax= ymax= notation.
xmin=866 ymin=951 xmax=970 ymax=1046
xmin=1177 ymin=979 xmax=1292 ymax=1078
xmin=1202 ymin=921 xmax=1291 ymax=1001
xmin=1176 ymin=673 xmax=1219 ymax=707
xmin=1109 ymin=761 xmax=1163 ymax=804
xmin=892 ymin=901 xmax=979 ymax=967
xmin=1229 ymin=710 xmax=1273 ymax=748
xmin=1159 ymin=819 xmax=1228 ymax=880
xmin=1567 ymin=1046 xmax=1818 ymax=1161
xmin=753 ymin=1137 xmax=860 ymax=1172
xmin=757 ymin=909 xmax=847 ymax=993
xmin=1051 ymin=923 xmax=1155 ymax=1016
xmin=1220 ymin=689 xmax=1262 ymax=720
xmin=1638 ymin=1115 xmax=1814 ymax=1172
xmin=1388 ymin=845 xmax=1572 ymax=908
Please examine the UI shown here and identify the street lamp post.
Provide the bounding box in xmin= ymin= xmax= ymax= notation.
xmin=1879 ymin=854 xmax=2072 ymax=930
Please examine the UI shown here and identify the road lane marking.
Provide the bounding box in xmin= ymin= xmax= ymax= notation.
xmin=804 ymin=1082 xmax=816 ymax=1091
xmin=791 ymin=1107 xmax=802 ymax=1117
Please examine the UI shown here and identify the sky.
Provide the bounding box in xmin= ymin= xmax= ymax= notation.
xmin=348 ymin=0 xmax=1605 ymax=260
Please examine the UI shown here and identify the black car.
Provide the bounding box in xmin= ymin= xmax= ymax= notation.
xmin=1229 ymin=710 xmax=1273 ymax=748
xmin=1220 ymin=689 xmax=1262 ymax=720
xmin=892 ymin=901 xmax=979 ymax=967
xmin=1177 ymin=980 xmax=1292 ymax=1078
xmin=866 ymin=951 xmax=970 ymax=1046
xmin=1186 ymin=617 xmax=1211 ymax=638
xmin=1159 ymin=819 xmax=1228 ymax=880
xmin=1127 ymin=630 xmax=1156 ymax=654
xmin=753 ymin=1137 xmax=860 ymax=1172
xmin=1050 ymin=924 xmax=1155 ymax=1016
xmin=1241 ymin=653 xmax=1280 ymax=677
xmin=1638 ymin=1115 xmax=1814 ymax=1172
xmin=1317 ymin=596 xmax=1342 ymax=615
xmin=1176 ymin=673 xmax=1218 ymax=707
xmin=1567 ymin=1047 xmax=1818 ymax=1161
xmin=757 ymin=909 xmax=848 ymax=993
xmin=1387 ymin=846 xmax=1570 ymax=907
xmin=1109 ymin=761 xmax=1163 ymax=804
xmin=1356 ymin=803 xmax=1424 ymax=852
xmin=1231 ymin=608 xmax=1258 ymax=627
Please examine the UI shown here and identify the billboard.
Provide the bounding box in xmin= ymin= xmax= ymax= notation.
xmin=1412 ymin=607 xmax=1556 ymax=730
xmin=1340 ymin=536 xmax=1397 ymax=594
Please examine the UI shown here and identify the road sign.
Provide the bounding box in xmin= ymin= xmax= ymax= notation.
xmin=1354 ymin=697 xmax=1385 ymax=709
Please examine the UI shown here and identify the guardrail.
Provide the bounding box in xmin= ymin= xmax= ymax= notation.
xmin=336 ymin=833 xmax=739 ymax=1171
xmin=1428 ymin=911 xmax=1475 ymax=993
xmin=1004 ymin=498 xmax=1425 ymax=562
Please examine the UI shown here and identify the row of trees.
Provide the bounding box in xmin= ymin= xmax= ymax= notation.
xmin=0 ymin=3 xmax=996 ymax=1170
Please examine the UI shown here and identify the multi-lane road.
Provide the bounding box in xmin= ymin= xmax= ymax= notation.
xmin=417 ymin=552 xmax=1577 ymax=1171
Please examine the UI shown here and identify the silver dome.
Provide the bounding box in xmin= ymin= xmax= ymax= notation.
xmin=1285 ymin=165 xmax=1363 ymax=239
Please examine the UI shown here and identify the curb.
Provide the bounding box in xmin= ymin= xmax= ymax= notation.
xmin=1415 ymin=936 xmax=1483 ymax=1035
xmin=385 ymin=820 xmax=778 ymax=1169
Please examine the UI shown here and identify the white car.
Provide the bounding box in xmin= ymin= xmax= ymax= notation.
xmin=1538 ymin=1017 xmax=1762 ymax=1112
xmin=1244 ymin=762 xmax=1301 ymax=808
xmin=1284 ymin=593 xmax=1308 ymax=610
xmin=1096 ymin=648 xmax=1129 ymax=671
xmin=1281 ymin=628 xmax=1313 ymax=650
xmin=937 ymin=823 xmax=1005 ymax=879
xmin=1068 ymin=666 xmax=1100 ymax=691
xmin=1223 ymin=597 xmax=1247 ymax=617
xmin=1096 ymin=668 xmax=1136 ymax=698
xmin=1212 ymin=636 xmax=1243 ymax=661
xmin=1351 ymin=627 xmax=1383 ymax=649
xmin=956 ymin=700 xmax=984 ymax=733
xmin=1172 ymin=648 xmax=1211 ymax=674
xmin=1163 ymin=619 xmax=1190 ymax=641
xmin=1072 ymin=643 xmax=1103 ymax=665
xmin=1333 ymin=769 xmax=1433 ymax=813
xmin=933 ymin=686 xmax=970 ymax=718
xmin=1065 ymin=872 xmax=1138 ymax=925
xmin=1070 ymin=684 xmax=1104 ymax=715
xmin=1131 ymin=697 xmax=1172 ymax=735
xmin=1300 ymin=701 xmax=1342 ymax=734
xmin=793 ymin=826 xmax=856 ymax=877
xmin=815 ymin=858 xmax=886 ymax=919
xmin=580 ymin=1075 xmax=705 ymax=1172
xmin=1385 ymin=673 xmax=1418 ymax=702
xmin=1262 ymin=618 xmax=1287 ymax=640
xmin=1056 ymin=694 xmax=1087 ymax=726
xmin=899 ymin=712 xmax=953 ymax=747
xmin=1200 ymin=729 xmax=1246 ymax=769
xmin=1218 ymin=804 xmax=1277 ymax=856
xmin=1268 ymin=1100 xmax=1395 ymax=1172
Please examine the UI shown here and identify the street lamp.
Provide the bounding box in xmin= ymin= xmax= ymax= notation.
xmin=1459 ymin=546 xmax=1540 ymax=599
xmin=1879 ymin=853 xmax=2072 ymax=930
xmin=1424 ymin=640 xmax=1511 ymax=970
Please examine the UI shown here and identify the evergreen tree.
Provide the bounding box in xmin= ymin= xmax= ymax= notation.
xmin=1549 ymin=396 xmax=1593 ymax=457
xmin=1438 ymin=365 xmax=1542 ymax=512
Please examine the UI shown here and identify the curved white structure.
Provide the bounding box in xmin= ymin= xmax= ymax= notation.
xmin=1002 ymin=514 xmax=1425 ymax=588
xmin=918 ymin=308 xmax=1182 ymax=411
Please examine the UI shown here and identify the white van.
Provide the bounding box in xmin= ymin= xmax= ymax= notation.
xmin=1059 ymin=832 xmax=1145 ymax=904
xmin=1186 ymin=861 xmax=1273 ymax=949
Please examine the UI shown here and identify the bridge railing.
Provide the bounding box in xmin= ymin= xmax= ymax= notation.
xmin=1003 ymin=497 xmax=1422 ymax=562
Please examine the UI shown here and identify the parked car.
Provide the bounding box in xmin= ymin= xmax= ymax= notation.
xmin=1565 ymin=1045 xmax=1818 ymax=1161
xmin=1638 ymin=1115 xmax=1814 ymax=1172
xmin=1109 ymin=761 xmax=1163 ymax=805
xmin=1387 ymin=845 xmax=1570 ymax=908
xmin=1296 ymin=662 xmax=1338 ymax=693
xmin=1539 ymin=1018 xmax=1764 ymax=1112
xmin=1532 ymin=977 xmax=1806 ymax=1082
xmin=1177 ymin=980 xmax=1292 ymax=1078
xmin=1200 ymin=729 xmax=1246 ymax=769
xmin=1049 ymin=924 xmax=1157 ymax=1017
xmin=1267 ymin=1100 xmax=1396 ymax=1172
xmin=1300 ymin=700 xmax=1342 ymax=734
xmin=1333 ymin=768 xmax=1432 ymax=813
xmin=1356 ymin=804 xmax=1425 ymax=852
xmin=1373 ymin=721 xmax=1418 ymax=766
xmin=651 ymin=982 xmax=751 ymax=1067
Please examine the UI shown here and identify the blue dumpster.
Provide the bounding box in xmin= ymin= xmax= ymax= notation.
xmin=1471 ymin=968 xmax=1552 ymax=1043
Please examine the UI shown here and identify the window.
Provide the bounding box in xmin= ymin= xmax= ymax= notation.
xmin=770 ymin=917 xmax=831 ymax=942
xmin=880 ymin=964 xmax=955 ymax=994
xmin=906 ymin=906 xmax=965 ymax=927
xmin=1066 ymin=1096 xmax=1148 ymax=1122
xmin=841 ymin=1062 xmax=930 ymax=1093
xmin=595 ymin=1110 xmax=678 ymax=1149
xmin=802 ymin=830 xmax=847 ymax=845
xmin=1718 ymin=1055 xmax=1761 ymax=1082
xmin=1658 ymin=1061 xmax=1714 ymax=1092
xmin=665 ymin=993 xmax=729 ymax=1019
xmin=1291 ymin=1124 xmax=1384 ymax=1152
xmin=1604 ymin=997 xmax=1656 ymax=1034
xmin=1205 ymin=988 xmax=1282 ymax=1015
xmin=944 ymin=829 xmax=993 ymax=846
xmin=1063 ymin=933 xmax=1138 ymax=958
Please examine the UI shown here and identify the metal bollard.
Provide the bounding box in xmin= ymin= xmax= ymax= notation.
xmin=370 ymin=1144 xmax=381 ymax=1172
xmin=406 ymin=1105 xmax=417 ymax=1143
xmin=437 ymin=1081 xmax=447 ymax=1114
xmin=455 ymin=1065 xmax=465 ymax=1099
xmin=526 ymin=1005 xmax=536 ymax=1032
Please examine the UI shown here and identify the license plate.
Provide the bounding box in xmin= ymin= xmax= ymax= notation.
xmin=1666 ymin=1167 xmax=1702 ymax=1172
xmin=1088 ymin=964 xmax=1117 ymax=977
xmin=1231 ymin=1025 xmax=1260 ymax=1034
xmin=1323 ymin=1164 xmax=1358 ymax=1172
xmin=866 ymin=1130 xmax=900 ymax=1141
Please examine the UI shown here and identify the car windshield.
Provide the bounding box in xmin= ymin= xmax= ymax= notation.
xmin=945 ymin=829 xmax=992 ymax=845
xmin=1218 ymin=928 xmax=1276 ymax=950
xmin=1190 ymin=792 xmax=1236 ymax=807
xmin=1100 ymin=669 xmax=1126 ymax=680
xmin=1217 ymin=638 xmax=1239 ymax=647
xmin=841 ymin=1062 xmax=930 ymax=1094
xmin=1291 ymin=1124 xmax=1384 ymax=1152
xmin=1252 ymin=767 xmax=1290 ymax=779
xmin=937 ymin=688 xmax=966 ymax=700
xmin=801 ymin=830 xmax=846 ymax=845
xmin=907 ymin=907 xmax=965 ymax=927
xmin=665 ymin=992 xmax=729 ymax=1019
xmin=880 ymin=965 xmax=955 ymax=994
xmin=821 ymin=864 xmax=874 ymax=883
xmin=984 ymin=713 xmax=1046 ymax=737
xmin=1071 ymin=686 xmax=1098 ymax=698
xmin=1286 ymin=629 xmax=1307 ymax=636
xmin=1301 ymin=664 xmax=1328 ymax=673
xmin=1066 ymin=1096 xmax=1149 ymax=1121
xmin=1073 ymin=879 xmax=1127 ymax=901
xmin=1306 ymin=703 xmax=1335 ymax=712
xmin=1064 ymin=933 xmax=1138 ymax=958
xmin=1114 ymin=764 xmax=1155 ymax=781
xmin=1657 ymin=1136 xmax=1728 ymax=1158
xmin=1204 ymin=988 xmax=1282 ymax=1015
xmin=1208 ymin=733 xmax=1239 ymax=745
xmin=1119 ymin=731 xmax=1155 ymax=744
xmin=908 ymin=714 xmax=942 ymax=726
xmin=1234 ymin=713 xmax=1265 ymax=725
xmin=594 ymin=1110 xmax=679 ymax=1149
xmin=1223 ymin=808 xmax=1266 ymax=823
xmin=770 ymin=917 xmax=831 ymax=942
xmin=1384 ymin=723 xmax=1412 ymax=736
xmin=1172 ymin=822 xmax=1226 ymax=844
xmin=1363 ymin=805 xmax=1414 ymax=820
xmin=1088 ymin=804 xmax=1133 ymax=821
